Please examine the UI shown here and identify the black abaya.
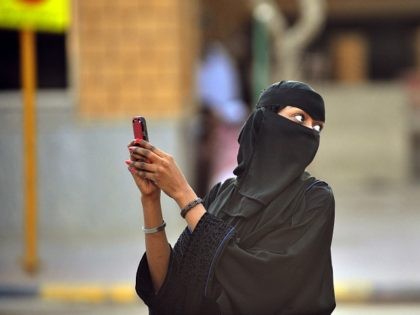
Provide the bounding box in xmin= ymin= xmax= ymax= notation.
xmin=136 ymin=82 xmax=336 ymax=315
xmin=136 ymin=176 xmax=335 ymax=315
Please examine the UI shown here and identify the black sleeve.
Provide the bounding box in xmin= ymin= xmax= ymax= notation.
xmin=209 ymin=184 xmax=336 ymax=315
xmin=135 ymin=180 xmax=227 ymax=304
xmin=135 ymin=212 xmax=235 ymax=315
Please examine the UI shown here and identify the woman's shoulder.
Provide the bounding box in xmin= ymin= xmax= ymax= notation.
xmin=304 ymin=177 xmax=334 ymax=208
xmin=305 ymin=178 xmax=333 ymax=194
xmin=203 ymin=177 xmax=236 ymax=207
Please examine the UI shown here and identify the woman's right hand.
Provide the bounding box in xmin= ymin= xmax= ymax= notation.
xmin=126 ymin=140 xmax=161 ymax=199
xmin=128 ymin=139 xmax=206 ymax=231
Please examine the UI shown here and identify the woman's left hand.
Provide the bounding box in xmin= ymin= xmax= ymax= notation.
xmin=128 ymin=140 xmax=192 ymax=202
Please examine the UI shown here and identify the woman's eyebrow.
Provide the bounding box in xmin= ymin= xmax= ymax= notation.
xmin=293 ymin=108 xmax=306 ymax=115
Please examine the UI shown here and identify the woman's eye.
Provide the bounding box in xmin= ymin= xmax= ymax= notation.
xmin=313 ymin=125 xmax=322 ymax=132
xmin=294 ymin=114 xmax=304 ymax=123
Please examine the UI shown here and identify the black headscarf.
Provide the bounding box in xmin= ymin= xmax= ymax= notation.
xmin=256 ymin=80 xmax=325 ymax=121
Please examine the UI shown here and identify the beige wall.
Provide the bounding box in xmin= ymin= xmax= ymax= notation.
xmin=72 ymin=0 xmax=198 ymax=119
xmin=310 ymin=83 xmax=410 ymax=187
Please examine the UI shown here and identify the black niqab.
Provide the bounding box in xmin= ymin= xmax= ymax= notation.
xmin=232 ymin=109 xmax=319 ymax=214
xmin=229 ymin=81 xmax=323 ymax=217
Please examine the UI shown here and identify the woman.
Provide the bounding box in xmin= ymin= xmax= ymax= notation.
xmin=126 ymin=81 xmax=335 ymax=315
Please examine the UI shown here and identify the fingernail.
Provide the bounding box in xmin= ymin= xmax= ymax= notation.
xmin=124 ymin=160 xmax=131 ymax=166
xmin=128 ymin=147 xmax=134 ymax=152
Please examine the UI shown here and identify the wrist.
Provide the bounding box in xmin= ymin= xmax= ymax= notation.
xmin=141 ymin=193 xmax=161 ymax=205
xmin=173 ymin=185 xmax=197 ymax=208
xmin=180 ymin=197 xmax=203 ymax=218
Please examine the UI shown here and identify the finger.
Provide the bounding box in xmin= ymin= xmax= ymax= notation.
xmin=131 ymin=160 xmax=157 ymax=173
xmin=129 ymin=147 xmax=156 ymax=162
xmin=137 ymin=140 xmax=169 ymax=158
xmin=126 ymin=165 xmax=138 ymax=178
xmin=129 ymin=153 xmax=144 ymax=162
xmin=136 ymin=169 xmax=155 ymax=182
xmin=127 ymin=140 xmax=139 ymax=161
xmin=127 ymin=139 xmax=139 ymax=148
xmin=127 ymin=165 xmax=150 ymax=184
xmin=129 ymin=150 xmax=146 ymax=161
xmin=125 ymin=161 xmax=139 ymax=175
xmin=129 ymin=146 xmax=159 ymax=163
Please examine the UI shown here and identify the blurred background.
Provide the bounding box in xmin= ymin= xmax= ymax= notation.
xmin=1 ymin=0 xmax=420 ymax=314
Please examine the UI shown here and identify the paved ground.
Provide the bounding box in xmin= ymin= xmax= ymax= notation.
xmin=332 ymin=183 xmax=420 ymax=286
xmin=1 ymin=299 xmax=420 ymax=314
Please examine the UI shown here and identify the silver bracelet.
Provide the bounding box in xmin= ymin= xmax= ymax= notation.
xmin=142 ymin=221 xmax=166 ymax=234
xmin=180 ymin=197 xmax=203 ymax=218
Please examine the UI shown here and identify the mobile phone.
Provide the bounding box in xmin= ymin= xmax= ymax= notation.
xmin=132 ymin=116 xmax=149 ymax=142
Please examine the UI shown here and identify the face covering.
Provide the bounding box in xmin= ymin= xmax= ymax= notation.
xmin=233 ymin=108 xmax=320 ymax=207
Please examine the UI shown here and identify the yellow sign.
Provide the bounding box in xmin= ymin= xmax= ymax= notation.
xmin=0 ymin=0 xmax=70 ymax=32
